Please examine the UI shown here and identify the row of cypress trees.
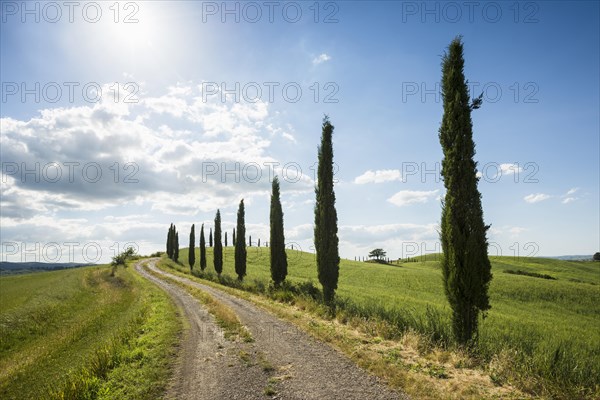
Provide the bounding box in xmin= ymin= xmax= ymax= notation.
xmin=163 ymin=37 xmax=490 ymax=344
xmin=163 ymin=117 xmax=340 ymax=303
xmin=167 ymin=222 xmax=269 ymax=265
xmin=167 ymin=176 xmax=289 ymax=285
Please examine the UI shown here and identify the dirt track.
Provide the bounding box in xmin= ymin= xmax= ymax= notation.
xmin=138 ymin=259 xmax=408 ymax=400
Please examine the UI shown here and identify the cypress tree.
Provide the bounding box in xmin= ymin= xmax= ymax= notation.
xmin=209 ymin=228 xmax=213 ymax=247
xmin=188 ymin=224 xmax=195 ymax=270
xmin=235 ymin=199 xmax=247 ymax=281
xmin=233 ymin=228 xmax=236 ymax=246
xmin=171 ymin=224 xmax=176 ymax=259
xmin=214 ymin=210 xmax=223 ymax=275
xmin=170 ymin=224 xmax=178 ymax=261
xmin=174 ymin=230 xmax=179 ymax=262
xmin=258 ymin=238 xmax=261 ymax=247
xmin=199 ymin=223 xmax=207 ymax=270
xmin=225 ymin=231 xmax=228 ymax=247
xmin=249 ymin=235 xmax=252 ymax=247
xmin=439 ymin=37 xmax=492 ymax=345
xmin=167 ymin=223 xmax=173 ymax=258
xmin=314 ymin=116 xmax=340 ymax=306
xmin=270 ymin=176 xmax=288 ymax=286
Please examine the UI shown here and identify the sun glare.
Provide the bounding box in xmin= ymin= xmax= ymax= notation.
xmin=109 ymin=2 xmax=158 ymax=49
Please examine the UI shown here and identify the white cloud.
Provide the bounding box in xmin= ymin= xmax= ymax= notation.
xmin=561 ymin=188 xmax=579 ymax=204
xmin=0 ymin=81 xmax=314 ymax=223
xmin=312 ymin=53 xmax=331 ymax=65
xmin=354 ymin=169 xmax=401 ymax=184
xmin=265 ymin=122 xmax=297 ymax=143
xmin=0 ymin=80 xmax=325 ymax=263
xmin=488 ymin=227 xmax=503 ymax=236
xmin=499 ymin=163 xmax=523 ymax=175
xmin=286 ymin=223 xmax=313 ymax=239
xmin=341 ymin=223 xmax=438 ymax=238
xmin=477 ymin=163 xmax=523 ymax=180
xmin=282 ymin=132 xmax=297 ymax=143
xmin=524 ymin=193 xmax=551 ymax=203
xmin=0 ymin=212 xmax=171 ymax=263
xmin=387 ymin=190 xmax=439 ymax=207
xmin=489 ymin=226 xmax=527 ymax=237
xmin=508 ymin=226 xmax=527 ymax=236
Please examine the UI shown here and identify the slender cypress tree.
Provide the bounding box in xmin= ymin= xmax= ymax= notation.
xmin=439 ymin=37 xmax=492 ymax=345
xmin=167 ymin=223 xmax=173 ymax=258
xmin=174 ymin=231 xmax=179 ymax=262
xmin=314 ymin=116 xmax=340 ymax=306
xmin=249 ymin=235 xmax=252 ymax=247
xmin=199 ymin=223 xmax=207 ymax=270
xmin=169 ymin=224 xmax=178 ymax=261
xmin=225 ymin=232 xmax=228 ymax=247
xmin=235 ymin=199 xmax=247 ymax=281
xmin=188 ymin=224 xmax=195 ymax=270
xmin=209 ymin=228 xmax=213 ymax=247
xmin=233 ymin=228 xmax=236 ymax=246
xmin=214 ymin=210 xmax=223 ymax=275
xmin=270 ymin=176 xmax=288 ymax=286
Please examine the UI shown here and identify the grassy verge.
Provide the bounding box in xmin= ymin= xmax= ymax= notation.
xmin=144 ymin=264 xmax=252 ymax=342
xmin=0 ymin=261 xmax=180 ymax=400
xmin=159 ymin=251 xmax=600 ymax=399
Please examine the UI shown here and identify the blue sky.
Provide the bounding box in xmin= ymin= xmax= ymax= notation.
xmin=1 ymin=1 xmax=598 ymax=263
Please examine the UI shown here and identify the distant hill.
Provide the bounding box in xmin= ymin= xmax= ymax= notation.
xmin=0 ymin=262 xmax=97 ymax=275
xmin=545 ymin=255 xmax=594 ymax=261
xmin=402 ymin=253 xmax=595 ymax=262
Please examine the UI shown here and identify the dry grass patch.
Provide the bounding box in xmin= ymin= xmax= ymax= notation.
xmin=144 ymin=266 xmax=252 ymax=342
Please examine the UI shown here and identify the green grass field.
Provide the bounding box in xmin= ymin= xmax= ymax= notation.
xmin=174 ymin=247 xmax=600 ymax=398
xmin=2 ymin=250 xmax=597 ymax=399
xmin=0 ymin=262 xmax=180 ymax=400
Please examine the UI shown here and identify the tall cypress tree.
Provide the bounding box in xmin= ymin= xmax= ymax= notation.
xmin=214 ymin=210 xmax=223 ymax=275
xmin=169 ymin=224 xmax=178 ymax=261
xmin=235 ymin=199 xmax=247 ymax=281
xmin=249 ymin=235 xmax=252 ymax=247
xmin=314 ymin=116 xmax=340 ymax=306
xmin=233 ymin=228 xmax=236 ymax=246
xmin=167 ymin=223 xmax=173 ymax=258
xmin=199 ymin=223 xmax=207 ymax=271
xmin=270 ymin=176 xmax=288 ymax=286
xmin=209 ymin=228 xmax=213 ymax=247
xmin=225 ymin=231 xmax=228 ymax=247
xmin=188 ymin=224 xmax=195 ymax=270
xmin=174 ymin=230 xmax=179 ymax=262
xmin=439 ymin=37 xmax=492 ymax=345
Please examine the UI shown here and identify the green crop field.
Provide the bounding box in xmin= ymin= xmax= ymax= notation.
xmin=0 ymin=263 xmax=180 ymax=400
xmin=173 ymin=247 xmax=600 ymax=397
